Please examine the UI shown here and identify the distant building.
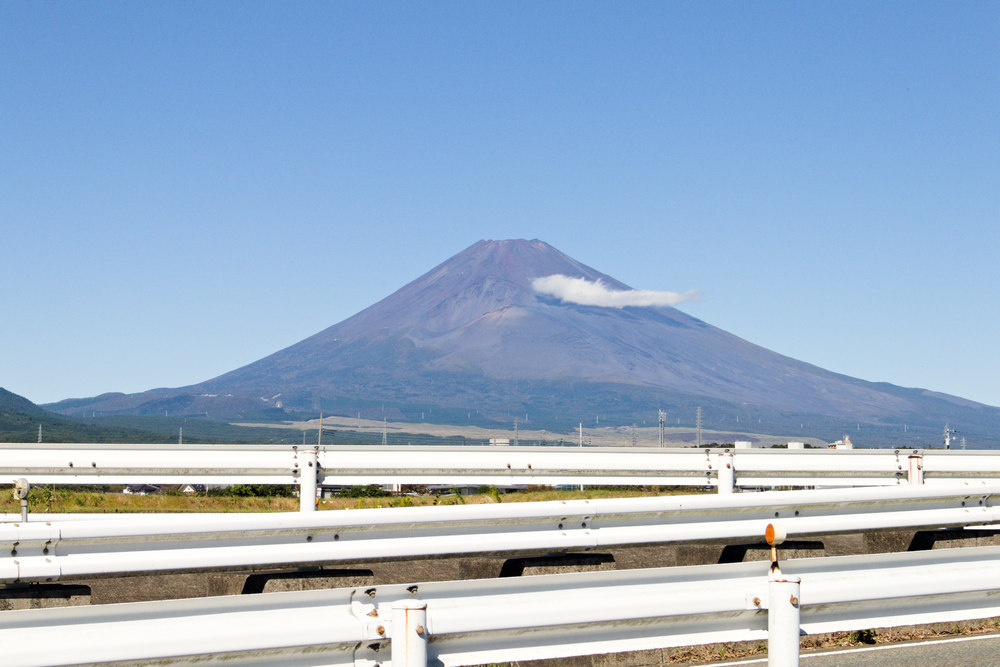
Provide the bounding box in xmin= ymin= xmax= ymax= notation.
xmin=828 ymin=435 xmax=854 ymax=450
xmin=489 ymin=438 xmax=511 ymax=446
xmin=734 ymin=440 xmax=759 ymax=449
xmin=787 ymin=441 xmax=806 ymax=449
xmin=123 ymin=484 xmax=160 ymax=496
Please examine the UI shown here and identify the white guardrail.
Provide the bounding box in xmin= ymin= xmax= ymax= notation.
xmin=4 ymin=544 xmax=1000 ymax=666
xmin=5 ymin=444 xmax=1000 ymax=505
xmin=2 ymin=483 xmax=1000 ymax=583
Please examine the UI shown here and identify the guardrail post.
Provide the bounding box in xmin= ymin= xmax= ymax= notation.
xmin=908 ymin=454 xmax=924 ymax=485
xmin=768 ymin=573 xmax=801 ymax=666
xmin=299 ymin=447 xmax=319 ymax=512
xmin=13 ymin=479 xmax=30 ymax=521
xmin=717 ymin=451 xmax=735 ymax=494
xmin=391 ymin=599 xmax=428 ymax=667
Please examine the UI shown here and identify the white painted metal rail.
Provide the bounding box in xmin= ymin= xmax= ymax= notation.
xmin=4 ymin=444 xmax=1000 ymax=510
xmin=4 ymin=545 xmax=1000 ymax=666
xmin=2 ymin=483 xmax=999 ymax=583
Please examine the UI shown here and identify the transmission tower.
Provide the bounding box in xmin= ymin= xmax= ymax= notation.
xmin=658 ymin=410 xmax=665 ymax=448
xmin=514 ymin=418 xmax=519 ymax=447
xmin=631 ymin=423 xmax=637 ymax=447
xmin=37 ymin=424 xmax=42 ymax=444
xmin=382 ymin=418 xmax=387 ymax=446
xmin=696 ymin=407 xmax=703 ymax=448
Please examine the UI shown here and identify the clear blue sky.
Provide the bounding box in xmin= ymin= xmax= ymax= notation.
xmin=2 ymin=2 xmax=998 ymax=408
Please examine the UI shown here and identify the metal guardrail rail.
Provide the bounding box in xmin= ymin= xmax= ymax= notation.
xmin=3 ymin=545 xmax=1000 ymax=666
xmin=4 ymin=444 xmax=1000 ymax=511
xmin=2 ymin=483 xmax=998 ymax=583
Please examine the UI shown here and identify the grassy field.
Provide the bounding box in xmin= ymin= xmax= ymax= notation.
xmin=0 ymin=485 xmax=698 ymax=515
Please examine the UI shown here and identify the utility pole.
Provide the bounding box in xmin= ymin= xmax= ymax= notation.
xmin=944 ymin=424 xmax=957 ymax=450
xmin=658 ymin=410 xmax=665 ymax=448
xmin=178 ymin=427 xmax=183 ymax=445
xmin=696 ymin=407 xmax=703 ymax=448
xmin=382 ymin=418 xmax=388 ymax=446
xmin=631 ymin=423 xmax=637 ymax=447
xmin=579 ymin=423 xmax=583 ymax=447
xmin=37 ymin=424 xmax=42 ymax=444
xmin=514 ymin=418 xmax=519 ymax=447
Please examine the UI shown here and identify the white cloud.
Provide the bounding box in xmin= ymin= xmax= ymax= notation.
xmin=531 ymin=274 xmax=699 ymax=308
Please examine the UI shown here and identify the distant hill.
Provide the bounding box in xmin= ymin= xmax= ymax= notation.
xmin=0 ymin=387 xmax=48 ymax=417
xmin=44 ymin=240 xmax=1000 ymax=447
xmin=0 ymin=387 xmax=181 ymax=443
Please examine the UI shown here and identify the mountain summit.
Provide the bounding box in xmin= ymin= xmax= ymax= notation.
xmin=48 ymin=239 xmax=1000 ymax=442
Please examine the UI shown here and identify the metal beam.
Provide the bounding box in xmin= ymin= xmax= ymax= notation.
xmin=5 ymin=546 xmax=1000 ymax=666
xmin=4 ymin=444 xmax=1000 ymax=492
xmin=2 ymin=483 xmax=998 ymax=582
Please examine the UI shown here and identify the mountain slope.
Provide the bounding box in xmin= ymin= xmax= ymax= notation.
xmin=45 ymin=239 xmax=1000 ymax=444
xmin=0 ymin=388 xmax=176 ymax=443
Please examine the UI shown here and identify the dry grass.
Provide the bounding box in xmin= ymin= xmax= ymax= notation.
xmin=0 ymin=489 xmax=300 ymax=514
xmin=664 ymin=617 xmax=1000 ymax=664
xmin=0 ymin=485 xmax=695 ymax=514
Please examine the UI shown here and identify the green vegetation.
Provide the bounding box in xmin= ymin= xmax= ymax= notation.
xmin=332 ymin=485 xmax=393 ymax=498
xmin=79 ymin=415 xmax=306 ymax=443
xmin=209 ymin=484 xmax=295 ymax=498
xmin=0 ymin=485 xmax=696 ymax=515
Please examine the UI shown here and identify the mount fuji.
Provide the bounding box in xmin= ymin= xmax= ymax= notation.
xmin=48 ymin=239 xmax=1000 ymax=444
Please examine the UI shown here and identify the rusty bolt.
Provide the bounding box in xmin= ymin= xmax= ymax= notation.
xmin=753 ymin=597 xmax=761 ymax=607
xmin=790 ymin=595 xmax=799 ymax=606
xmin=377 ymin=625 xmax=385 ymax=636
xmin=415 ymin=625 xmax=425 ymax=635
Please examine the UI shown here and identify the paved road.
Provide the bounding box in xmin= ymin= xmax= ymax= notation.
xmin=709 ymin=632 xmax=1000 ymax=666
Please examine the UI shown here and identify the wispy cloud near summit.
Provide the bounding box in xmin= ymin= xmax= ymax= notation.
xmin=532 ymin=274 xmax=699 ymax=308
